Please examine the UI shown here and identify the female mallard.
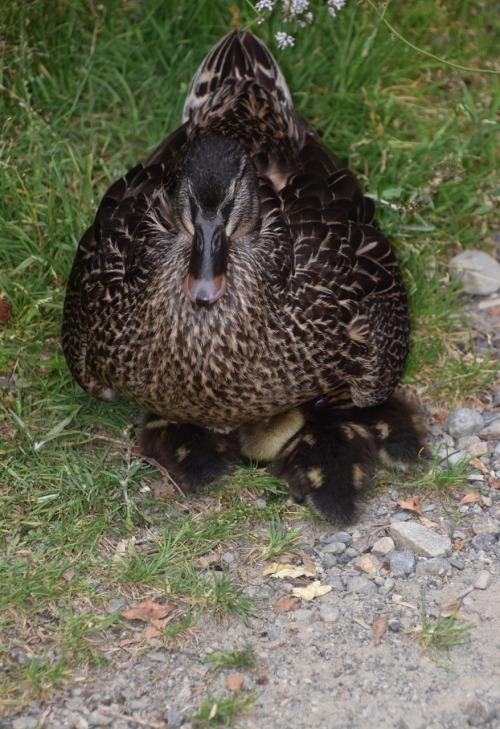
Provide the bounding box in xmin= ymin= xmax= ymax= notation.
xmin=62 ymin=30 xmax=424 ymax=523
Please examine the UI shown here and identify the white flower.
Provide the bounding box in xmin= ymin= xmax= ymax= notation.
xmin=275 ymin=31 xmax=296 ymax=49
xmin=327 ymin=0 xmax=346 ymax=15
xmin=255 ymin=0 xmax=275 ymax=12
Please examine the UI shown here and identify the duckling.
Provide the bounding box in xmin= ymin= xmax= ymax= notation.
xmin=62 ymin=30 xmax=425 ymax=523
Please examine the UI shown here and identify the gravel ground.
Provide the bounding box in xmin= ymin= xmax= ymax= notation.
xmin=4 ymin=280 xmax=500 ymax=729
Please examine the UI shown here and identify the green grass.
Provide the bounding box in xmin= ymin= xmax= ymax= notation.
xmin=413 ymin=593 xmax=475 ymax=662
xmin=205 ymin=642 xmax=257 ymax=673
xmin=0 ymin=0 xmax=498 ymax=716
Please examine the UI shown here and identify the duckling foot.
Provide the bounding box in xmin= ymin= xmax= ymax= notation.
xmin=140 ymin=417 xmax=238 ymax=491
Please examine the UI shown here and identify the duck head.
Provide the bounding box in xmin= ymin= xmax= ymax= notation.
xmin=173 ymin=135 xmax=260 ymax=307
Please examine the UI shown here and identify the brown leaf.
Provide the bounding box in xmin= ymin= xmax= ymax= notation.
xmin=226 ymin=674 xmax=245 ymax=693
xmin=490 ymin=479 xmax=500 ymax=490
xmin=120 ymin=600 xmax=175 ymax=625
xmin=0 ymin=293 xmax=12 ymax=324
xmin=454 ymin=538 xmax=465 ymax=551
xmin=458 ymin=492 xmax=481 ymax=507
xmin=373 ymin=617 xmax=388 ymax=645
xmin=119 ymin=638 xmax=139 ymax=647
xmin=61 ymin=569 xmax=75 ymax=582
xmin=274 ymin=595 xmax=301 ymax=613
xmin=396 ymin=495 xmax=422 ymax=515
xmin=469 ymin=458 xmax=490 ymax=476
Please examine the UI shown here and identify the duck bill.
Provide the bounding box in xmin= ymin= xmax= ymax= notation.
xmin=183 ymin=218 xmax=229 ymax=306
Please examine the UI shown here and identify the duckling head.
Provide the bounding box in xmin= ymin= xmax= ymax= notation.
xmin=173 ymin=135 xmax=260 ymax=307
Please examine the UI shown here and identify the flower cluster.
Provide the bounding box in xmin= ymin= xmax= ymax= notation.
xmin=254 ymin=0 xmax=347 ymax=48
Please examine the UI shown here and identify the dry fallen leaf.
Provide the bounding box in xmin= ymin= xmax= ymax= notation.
xmin=396 ymin=495 xmax=422 ymax=515
xmin=490 ymin=479 xmax=500 ymax=490
xmin=121 ymin=600 xmax=175 ymax=625
xmin=419 ymin=516 xmax=438 ymax=529
xmin=274 ymin=595 xmax=301 ymax=613
xmin=226 ymin=675 xmax=245 ymax=693
xmin=292 ymin=580 xmax=332 ymax=601
xmin=208 ymin=703 xmax=218 ymax=721
xmin=469 ymin=458 xmax=491 ymax=476
xmin=454 ymin=538 xmax=465 ymax=551
xmin=263 ymin=563 xmax=314 ymax=579
xmin=458 ymin=492 xmax=481 ymax=507
xmin=373 ymin=617 xmax=388 ymax=645
xmin=0 ymin=293 xmax=12 ymax=324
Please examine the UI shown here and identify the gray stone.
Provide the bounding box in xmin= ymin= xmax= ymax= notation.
xmin=12 ymin=718 xmax=40 ymax=729
xmin=472 ymin=534 xmax=497 ymax=550
xmin=319 ymin=605 xmax=340 ymax=623
xmin=456 ymin=435 xmax=488 ymax=456
xmin=322 ymin=531 xmax=352 ymax=545
xmin=473 ymin=570 xmax=492 ymax=590
xmin=371 ymin=536 xmax=395 ymax=556
xmin=166 ymin=709 xmax=185 ymax=727
xmin=447 ymin=408 xmax=484 ymax=437
xmin=388 ymin=550 xmax=415 ymax=576
xmin=415 ymin=557 xmax=451 ymax=576
xmin=337 ymin=548 xmax=358 ymax=564
xmin=398 ymin=713 xmax=427 ymax=729
xmin=472 ymin=515 xmax=500 ymax=535
xmin=479 ymin=418 xmax=500 ymax=440
xmin=88 ymin=711 xmax=113 ymax=727
xmin=73 ymin=718 xmax=90 ymax=729
xmin=436 ymin=447 xmax=469 ymax=467
xmin=449 ymin=557 xmax=466 ymax=570
xmin=346 ymin=575 xmax=376 ymax=593
xmin=450 ymin=250 xmax=500 ymax=295
xmin=390 ymin=521 xmax=453 ymax=557
xmin=323 ymin=541 xmax=346 ymax=555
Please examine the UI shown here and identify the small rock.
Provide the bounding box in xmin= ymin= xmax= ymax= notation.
xmin=479 ymin=419 xmax=500 ymax=440
xmin=319 ymin=605 xmax=340 ymax=623
xmin=166 ymin=709 xmax=184 ymax=727
xmin=390 ymin=521 xmax=453 ymax=557
xmin=472 ymin=534 xmax=497 ymax=550
xmin=465 ymin=699 xmax=489 ymax=726
xmin=388 ymin=550 xmax=415 ymax=576
xmin=337 ymin=547 xmax=358 ymax=564
xmin=449 ymin=250 xmax=500 ymax=295
xmin=415 ymin=557 xmax=451 ymax=576
xmin=106 ymin=597 xmax=127 ymax=613
xmin=352 ymin=554 xmax=380 ymax=573
xmin=398 ymin=713 xmax=427 ymax=729
xmin=322 ymin=531 xmax=352 ymax=545
xmin=148 ymin=651 xmax=169 ymax=663
xmin=446 ymin=408 xmax=484 ymax=438
xmin=388 ymin=619 xmax=403 ymax=632
xmin=472 ymin=515 xmax=500 ymax=536
xmin=473 ymin=570 xmax=492 ymax=590
xmin=346 ymin=575 xmax=377 ymax=594
xmin=456 ymin=435 xmax=488 ymax=456
xmin=449 ymin=557 xmax=465 ymax=570
xmin=437 ymin=447 xmax=469 ymax=467
xmin=12 ymin=718 xmax=40 ymax=729
xmin=88 ymin=711 xmax=113 ymax=727
xmin=323 ymin=541 xmax=346 ymax=555
xmin=371 ymin=536 xmax=395 ymax=557
xmin=73 ymin=717 xmax=90 ymax=729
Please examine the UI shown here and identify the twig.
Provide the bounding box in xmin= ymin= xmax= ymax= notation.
xmin=100 ymin=707 xmax=167 ymax=728
xmin=140 ymin=455 xmax=187 ymax=497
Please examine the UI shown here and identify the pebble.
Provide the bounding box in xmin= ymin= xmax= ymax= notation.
xmin=479 ymin=419 xmax=500 ymax=440
xmin=449 ymin=249 xmax=500 ymax=295
xmin=415 ymin=557 xmax=451 ymax=576
xmin=472 ymin=515 xmax=500 ymax=536
xmin=371 ymin=536 xmax=395 ymax=556
xmin=322 ymin=531 xmax=352 ymax=545
xmin=318 ymin=605 xmax=340 ymax=623
xmin=390 ymin=521 xmax=452 ymax=557
xmin=352 ymin=554 xmax=379 ymax=573
xmin=166 ymin=708 xmax=185 ymax=727
xmin=322 ymin=541 xmax=346 ymax=555
xmin=12 ymin=719 xmax=39 ymax=729
xmin=388 ymin=550 xmax=415 ymax=576
xmin=73 ymin=718 xmax=90 ymax=729
xmin=346 ymin=575 xmax=377 ymax=594
xmin=88 ymin=711 xmax=113 ymax=727
xmin=473 ymin=570 xmax=493 ymax=590
xmin=398 ymin=713 xmax=427 ymax=729
xmin=446 ymin=408 xmax=485 ymax=437
xmin=456 ymin=435 xmax=488 ymax=456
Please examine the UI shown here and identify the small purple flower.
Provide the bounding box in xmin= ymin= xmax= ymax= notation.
xmin=275 ymin=31 xmax=296 ymax=49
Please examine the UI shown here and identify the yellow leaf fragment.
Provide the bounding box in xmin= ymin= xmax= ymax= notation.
xmin=396 ymin=495 xmax=422 ymax=515
xmin=292 ymin=580 xmax=332 ymax=601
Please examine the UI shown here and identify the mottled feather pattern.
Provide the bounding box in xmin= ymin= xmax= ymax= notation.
xmin=62 ymin=30 xmax=425 ymax=523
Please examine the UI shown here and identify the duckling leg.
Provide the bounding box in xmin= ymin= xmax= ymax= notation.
xmin=272 ymin=395 xmax=425 ymax=524
xmin=140 ymin=416 xmax=239 ymax=490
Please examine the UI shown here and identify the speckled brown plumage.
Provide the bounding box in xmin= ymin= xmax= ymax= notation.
xmin=62 ymin=30 xmax=425 ymax=523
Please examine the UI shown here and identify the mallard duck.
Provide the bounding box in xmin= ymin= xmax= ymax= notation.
xmin=62 ymin=30 xmax=425 ymax=523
